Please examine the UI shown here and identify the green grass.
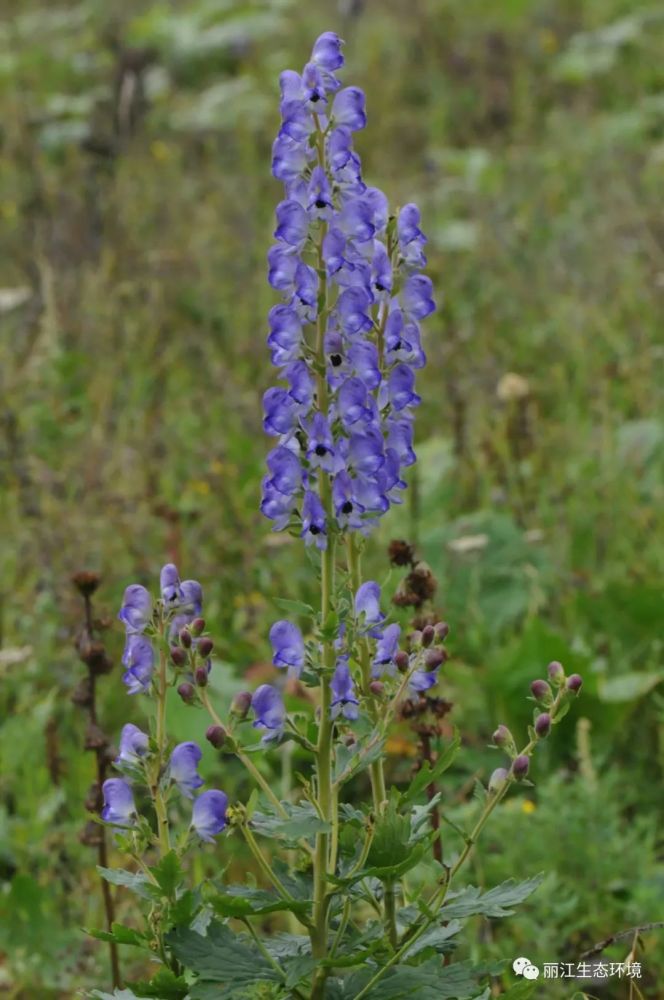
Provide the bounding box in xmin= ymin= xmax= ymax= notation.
xmin=0 ymin=0 xmax=662 ymax=995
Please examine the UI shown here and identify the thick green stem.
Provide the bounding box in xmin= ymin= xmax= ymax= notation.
xmin=384 ymin=881 xmax=398 ymax=951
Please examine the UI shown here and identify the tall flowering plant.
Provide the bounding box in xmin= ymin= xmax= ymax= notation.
xmin=87 ymin=33 xmax=583 ymax=1000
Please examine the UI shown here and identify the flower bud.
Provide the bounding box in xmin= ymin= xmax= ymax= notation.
xmin=177 ymin=682 xmax=196 ymax=704
xmin=195 ymin=665 xmax=209 ymax=687
xmin=420 ymin=624 xmax=435 ymax=647
xmin=566 ymin=673 xmax=583 ymax=695
xmin=197 ymin=637 xmax=214 ymax=657
xmin=205 ymin=724 xmax=227 ymax=749
xmin=424 ymin=647 xmax=446 ymax=670
xmin=434 ymin=621 xmax=450 ymax=642
xmin=170 ymin=645 xmax=187 ymax=668
xmin=179 ymin=628 xmax=192 ymax=649
xmin=488 ymin=767 xmax=509 ymax=793
xmin=369 ymin=680 xmax=384 ymax=696
xmin=511 ymin=755 xmax=530 ymax=780
xmin=530 ymin=679 xmax=553 ymax=704
xmin=394 ymin=650 xmax=410 ymax=673
xmin=547 ymin=660 xmax=565 ymax=685
xmin=534 ymin=712 xmax=551 ymax=738
xmin=230 ymin=690 xmax=252 ymax=719
xmin=191 ymin=617 xmax=206 ymax=636
xmin=492 ymin=724 xmax=515 ymax=752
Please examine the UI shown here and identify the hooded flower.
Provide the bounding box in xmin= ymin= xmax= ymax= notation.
xmin=101 ymin=778 xmax=135 ymax=826
xmin=330 ymin=659 xmax=359 ymax=720
xmin=116 ymin=723 xmax=149 ymax=766
xmin=122 ymin=635 xmax=155 ymax=694
xmin=269 ymin=620 xmax=306 ymax=678
xmin=169 ymin=742 xmax=204 ymax=799
xmin=118 ymin=584 xmax=152 ymax=634
xmin=192 ymin=790 xmax=228 ymax=843
xmin=252 ymin=685 xmax=286 ymax=743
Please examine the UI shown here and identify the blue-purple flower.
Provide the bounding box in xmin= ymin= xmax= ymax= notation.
xmin=372 ymin=623 xmax=402 ymax=677
xmin=116 ymin=723 xmax=149 ymax=766
xmin=354 ymin=581 xmax=384 ymax=627
xmin=169 ymin=742 xmax=204 ymax=799
xmin=269 ymin=620 xmax=305 ymax=678
xmin=102 ymin=778 xmax=136 ymax=826
xmin=192 ymin=790 xmax=228 ymax=843
xmin=160 ymin=563 xmax=184 ymax=605
xmin=330 ymin=659 xmax=359 ymax=720
xmin=118 ymin=584 xmax=151 ymax=634
xmin=122 ymin=635 xmax=155 ymax=694
xmin=252 ymin=685 xmax=286 ymax=743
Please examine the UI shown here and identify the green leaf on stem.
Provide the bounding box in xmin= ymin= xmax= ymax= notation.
xmin=151 ymin=850 xmax=183 ymax=897
xmin=343 ymin=957 xmax=480 ymax=998
xmin=399 ymin=731 xmax=461 ymax=806
xmin=211 ymin=885 xmax=310 ymax=917
xmin=273 ymin=598 xmax=316 ymax=618
xmin=96 ymin=867 xmax=158 ymax=901
xmin=399 ymin=919 xmax=464 ymax=959
xmin=333 ymin=733 xmax=385 ymax=785
xmin=125 ymin=970 xmax=189 ymax=1000
xmin=439 ymin=874 xmax=544 ymax=920
xmin=168 ymin=921 xmax=280 ymax=987
xmin=251 ymin=802 xmax=331 ymax=841
xmin=86 ymin=922 xmax=147 ymax=948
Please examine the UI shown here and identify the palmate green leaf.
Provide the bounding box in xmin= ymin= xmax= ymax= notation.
xmin=440 ymin=874 xmax=544 ymax=921
xmin=151 ymin=850 xmax=183 ymax=897
xmin=168 ymin=920 xmax=280 ymax=988
xmin=211 ymin=884 xmax=310 ymax=917
xmin=96 ymin=867 xmax=158 ymax=901
xmin=333 ymin=733 xmax=386 ymax=785
xmin=125 ymin=969 xmax=189 ymax=1000
xmin=399 ymin=731 xmax=461 ymax=806
xmin=400 ymin=919 xmax=464 ymax=958
xmin=343 ymin=958 xmax=480 ymax=999
xmin=251 ymin=802 xmax=330 ymax=841
xmin=86 ymin=922 xmax=146 ymax=948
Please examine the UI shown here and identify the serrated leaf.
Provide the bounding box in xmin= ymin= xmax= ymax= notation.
xmin=399 ymin=732 xmax=461 ymax=806
xmin=86 ymin=923 xmax=146 ymax=947
xmin=125 ymin=969 xmax=189 ymax=1000
xmin=333 ymin=734 xmax=386 ymax=785
xmin=96 ymin=867 xmax=157 ymax=901
xmin=151 ymin=850 xmax=182 ymax=897
xmin=498 ymin=980 xmax=539 ymax=998
xmin=400 ymin=920 xmax=464 ymax=958
xmin=168 ymin=921 xmax=279 ymax=987
xmin=211 ymin=884 xmax=310 ymax=917
xmin=441 ymin=874 xmax=544 ymax=920
xmin=252 ymin=802 xmax=330 ymax=841
xmin=344 ymin=958 xmax=480 ymax=999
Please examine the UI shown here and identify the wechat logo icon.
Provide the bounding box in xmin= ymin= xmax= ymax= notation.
xmin=513 ymin=956 xmax=540 ymax=980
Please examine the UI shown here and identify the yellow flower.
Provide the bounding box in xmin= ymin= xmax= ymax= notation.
xmin=522 ymin=799 xmax=536 ymax=815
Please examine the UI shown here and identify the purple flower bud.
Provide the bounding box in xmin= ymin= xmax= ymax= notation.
xmin=252 ymin=685 xmax=286 ymax=743
xmin=547 ymin=660 xmax=565 ymax=685
xmin=195 ymin=665 xmax=209 ymax=687
xmin=192 ymin=789 xmax=228 ymax=843
xmin=530 ymin=679 xmax=553 ymax=704
xmin=424 ymin=647 xmax=445 ymax=670
xmin=101 ymin=778 xmax=135 ymax=826
xmin=118 ymin=584 xmax=152 ymax=634
xmin=492 ymin=724 xmax=514 ymax=750
xmin=198 ymin=637 xmax=214 ymax=657
xmin=420 ymin=625 xmax=435 ymax=647
xmin=394 ymin=650 xmax=410 ymax=673
xmin=171 ymin=646 xmax=187 ymax=667
xmin=169 ymin=742 xmax=204 ymax=799
xmin=369 ymin=680 xmax=384 ymax=696
xmin=177 ymin=682 xmax=196 ymax=704
xmin=535 ymin=713 xmax=551 ymax=738
xmin=566 ymin=673 xmax=583 ymax=695
xmin=434 ymin=622 xmax=450 ymax=642
xmin=180 ymin=628 xmax=192 ymax=649
xmin=230 ymin=690 xmax=252 ymax=719
xmin=511 ymin=755 xmax=530 ymax=780
xmin=191 ymin=617 xmax=206 ymax=636
xmin=488 ymin=767 xmax=509 ymax=793
xmin=115 ymin=723 xmax=149 ymax=766
xmin=269 ymin=620 xmax=305 ymax=678
xmin=160 ymin=563 xmax=183 ymax=605
xmin=206 ymin=725 xmax=227 ymax=749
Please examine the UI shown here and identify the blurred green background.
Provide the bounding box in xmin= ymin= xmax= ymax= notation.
xmin=0 ymin=0 xmax=663 ymax=996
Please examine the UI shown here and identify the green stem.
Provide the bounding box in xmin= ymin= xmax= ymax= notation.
xmin=154 ymin=646 xmax=170 ymax=855
xmin=384 ymin=881 xmax=398 ymax=951
xmin=240 ymin=824 xmax=301 ymax=909
xmin=242 ymin=918 xmax=308 ymax=1000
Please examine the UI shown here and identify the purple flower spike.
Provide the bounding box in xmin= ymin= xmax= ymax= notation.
xmin=354 ymin=581 xmax=384 ymax=626
xmin=160 ymin=564 xmax=183 ymax=605
xmin=122 ymin=635 xmax=154 ymax=695
xmin=269 ymin=620 xmax=305 ymax=678
xmin=372 ymin=623 xmax=402 ymax=677
xmin=330 ymin=659 xmax=359 ymax=720
xmin=118 ymin=584 xmax=152 ymax=634
xmin=252 ymin=684 xmax=286 ymax=743
xmin=116 ymin=723 xmax=149 ymax=765
xmin=102 ymin=778 xmax=135 ymax=826
xmin=192 ymin=789 xmax=228 ymax=843
xmin=169 ymin=742 xmax=204 ymax=799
